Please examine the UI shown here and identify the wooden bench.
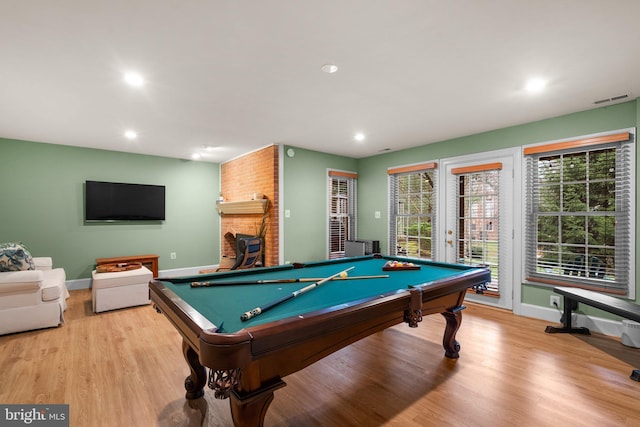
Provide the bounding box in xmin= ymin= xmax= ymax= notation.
xmin=545 ymin=286 xmax=640 ymax=381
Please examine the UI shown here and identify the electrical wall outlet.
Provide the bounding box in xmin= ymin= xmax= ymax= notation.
xmin=170 ymin=252 xmax=177 ymax=260
xmin=550 ymin=295 xmax=560 ymax=307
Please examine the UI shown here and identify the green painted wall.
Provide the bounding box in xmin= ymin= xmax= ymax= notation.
xmin=282 ymin=100 xmax=639 ymax=314
xmin=355 ymin=100 xmax=639 ymax=311
xmin=0 ymin=138 xmax=220 ymax=280
xmin=281 ymin=146 xmax=358 ymax=263
xmin=358 ymin=101 xmax=640 ymax=256
xmin=357 ymin=101 xmax=637 ymax=242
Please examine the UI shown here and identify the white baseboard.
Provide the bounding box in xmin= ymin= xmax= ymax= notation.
xmin=157 ymin=265 xmax=218 ymax=277
xmin=66 ymin=265 xmax=219 ymax=290
xmin=66 ymin=278 xmax=91 ymax=291
xmin=520 ymin=302 xmax=624 ymax=338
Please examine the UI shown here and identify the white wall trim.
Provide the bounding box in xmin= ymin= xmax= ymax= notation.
xmin=279 ymin=145 xmax=285 ymax=264
xmin=66 ymin=278 xmax=91 ymax=291
xmin=158 ymin=266 xmax=217 ymax=277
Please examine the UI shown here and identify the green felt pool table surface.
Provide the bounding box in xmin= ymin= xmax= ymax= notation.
xmin=156 ymin=255 xmax=481 ymax=333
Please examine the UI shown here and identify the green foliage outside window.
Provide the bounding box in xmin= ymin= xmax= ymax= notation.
xmin=394 ymin=171 xmax=434 ymax=259
xmin=535 ymin=148 xmax=616 ymax=280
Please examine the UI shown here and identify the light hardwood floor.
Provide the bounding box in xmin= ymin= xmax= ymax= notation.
xmin=1 ymin=289 xmax=638 ymax=427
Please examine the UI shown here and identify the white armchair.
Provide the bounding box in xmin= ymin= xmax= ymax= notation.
xmin=0 ymin=254 xmax=69 ymax=335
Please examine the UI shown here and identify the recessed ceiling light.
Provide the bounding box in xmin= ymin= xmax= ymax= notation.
xmin=354 ymin=132 xmax=366 ymax=142
xmin=524 ymin=78 xmax=546 ymax=93
xmin=191 ymin=153 xmax=201 ymax=160
xmin=124 ymin=130 xmax=138 ymax=140
xmin=321 ymin=64 xmax=338 ymax=74
xmin=123 ymin=72 xmax=145 ymax=87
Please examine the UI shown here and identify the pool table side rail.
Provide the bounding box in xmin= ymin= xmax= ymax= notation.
xmin=239 ymin=267 xmax=490 ymax=356
xmin=201 ymin=275 xmax=480 ymax=383
xmin=150 ymin=281 xmax=255 ymax=369
xmin=235 ymin=289 xmax=430 ymax=383
xmin=409 ymin=267 xmax=492 ymax=297
xmin=237 ymin=288 xmax=413 ymax=356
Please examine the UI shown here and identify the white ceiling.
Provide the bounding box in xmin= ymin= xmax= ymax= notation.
xmin=1 ymin=1 xmax=639 ymax=163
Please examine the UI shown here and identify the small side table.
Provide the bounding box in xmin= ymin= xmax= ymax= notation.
xmin=96 ymin=254 xmax=159 ymax=277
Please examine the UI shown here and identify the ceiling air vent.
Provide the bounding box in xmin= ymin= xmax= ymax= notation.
xmin=611 ymin=94 xmax=629 ymax=101
xmin=593 ymin=94 xmax=629 ymax=105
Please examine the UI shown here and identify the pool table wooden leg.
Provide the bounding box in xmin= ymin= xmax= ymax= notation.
xmin=182 ymin=340 xmax=206 ymax=400
xmin=441 ymin=306 xmax=465 ymax=359
xmin=229 ymin=380 xmax=286 ymax=427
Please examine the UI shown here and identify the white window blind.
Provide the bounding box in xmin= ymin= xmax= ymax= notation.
xmin=388 ymin=162 xmax=437 ymax=259
xmin=524 ymin=131 xmax=634 ymax=294
xmin=328 ymin=171 xmax=357 ymax=259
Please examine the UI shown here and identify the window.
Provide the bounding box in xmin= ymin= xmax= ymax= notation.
xmin=524 ymin=131 xmax=635 ymax=294
xmin=388 ymin=162 xmax=437 ymax=259
xmin=328 ymin=170 xmax=357 ymax=259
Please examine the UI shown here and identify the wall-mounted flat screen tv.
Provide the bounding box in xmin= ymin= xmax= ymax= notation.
xmin=85 ymin=180 xmax=166 ymax=221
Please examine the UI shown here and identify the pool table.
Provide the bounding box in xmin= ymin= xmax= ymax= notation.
xmin=149 ymin=255 xmax=490 ymax=426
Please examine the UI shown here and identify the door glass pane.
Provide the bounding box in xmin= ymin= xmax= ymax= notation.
xmin=457 ymin=169 xmax=500 ymax=294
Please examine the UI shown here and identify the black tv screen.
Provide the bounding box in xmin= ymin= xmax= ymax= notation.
xmin=85 ymin=181 xmax=165 ymax=221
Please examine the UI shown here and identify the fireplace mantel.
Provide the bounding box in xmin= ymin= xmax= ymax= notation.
xmin=216 ymin=200 xmax=268 ymax=215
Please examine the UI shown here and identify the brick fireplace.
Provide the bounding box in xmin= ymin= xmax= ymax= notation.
xmin=219 ymin=145 xmax=279 ymax=266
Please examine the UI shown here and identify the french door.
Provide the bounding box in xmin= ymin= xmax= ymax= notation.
xmin=440 ymin=149 xmax=517 ymax=310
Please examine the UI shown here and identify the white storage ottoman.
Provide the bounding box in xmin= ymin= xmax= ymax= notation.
xmin=92 ymin=266 xmax=153 ymax=313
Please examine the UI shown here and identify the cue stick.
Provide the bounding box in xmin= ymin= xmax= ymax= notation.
xmin=240 ymin=266 xmax=355 ymax=321
xmin=190 ymin=274 xmax=388 ymax=288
